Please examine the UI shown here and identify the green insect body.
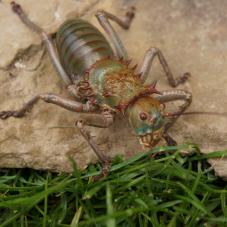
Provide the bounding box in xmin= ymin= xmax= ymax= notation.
xmin=84 ymin=58 xmax=165 ymax=147
xmin=55 ymin=18 xmax=166 ymax=147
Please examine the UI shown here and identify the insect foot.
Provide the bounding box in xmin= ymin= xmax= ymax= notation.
xmin=175 ymin=72 xmax=191 ymax=87
xmin=10 ymin=1 xmax=23 ymax=15
xmin=0 ymin=111 xmax=20 ymax=119
xmin=163 ymin=133 xmax=178 ymax=146
xmin=125 ymin=6 xmax=136 ymax=28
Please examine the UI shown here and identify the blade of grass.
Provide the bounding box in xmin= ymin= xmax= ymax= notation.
xmin=189 ymin=150 xmax=227 ymax=161
xmin=178 ymin=182 xmax=213 ymax=215
xmin=106 ymin=183 xmax=116 ymax=227
xmin=70 ymin=206 xmax=83 ymax=227
xmin=221 ymin=192 xmax=227 ymax=217
xmin=42 ymin=174 xmax=49 ymax=227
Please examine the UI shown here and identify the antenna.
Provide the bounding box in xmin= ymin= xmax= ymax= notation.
xmin=164 ymin=111 xmax=227 ymax=117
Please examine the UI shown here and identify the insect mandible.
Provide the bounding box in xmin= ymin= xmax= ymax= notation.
xmin=0 ymin=2 xmax=192 ymax=176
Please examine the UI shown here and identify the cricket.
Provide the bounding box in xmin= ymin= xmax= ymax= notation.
xmin=0 ymin=2 xmax=193 ymax=176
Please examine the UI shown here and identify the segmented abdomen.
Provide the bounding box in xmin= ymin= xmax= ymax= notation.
xmin=56 ymin=19 xmax=114 ymax=81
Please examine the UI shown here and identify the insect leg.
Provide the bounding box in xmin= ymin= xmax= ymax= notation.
xmin=75 ymin=110 xmax=115 ymax=178
xmin=80 ymin=111 xmax=115 ymax=128
xmin=162 ymin=133 xmax=177 ymax=146
xmin=95 ymin=7 xmax=136 ymax=59
xmin=156 ymin=89 xmax=192 ymax=130
xmin=10 ymin=1 xmax=71 ymax=85
xmin=137 ymin=47 xmax=190 ymax=87
xmin=0 ymin=94 xmax=97 ymax=119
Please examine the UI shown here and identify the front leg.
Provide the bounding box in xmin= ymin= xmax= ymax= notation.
xmin=156 ymin=89 xmax=192 ymax=143
xmin=162 ymin=133 xmax=177 ymax=146
xmin=137 ymin=47 xmax=190 ymax=87
xmin=75 ymin=109 xmax=115 ymax=178
xmin=0 ymin=94 xmax=96 ymax=119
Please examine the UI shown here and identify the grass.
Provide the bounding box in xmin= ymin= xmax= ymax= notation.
xmin=0 ymin=144 xmax=227 ymax=226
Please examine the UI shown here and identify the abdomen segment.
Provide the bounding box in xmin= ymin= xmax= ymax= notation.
xmin=56 ymin=19 xmax=114 ymax=80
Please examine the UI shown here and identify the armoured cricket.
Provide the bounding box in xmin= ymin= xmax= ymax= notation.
xmin=0 ymin=2 xmax=192 ymax=176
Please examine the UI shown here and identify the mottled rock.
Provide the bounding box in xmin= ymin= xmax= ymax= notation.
xmin=0 ymin=0 xmax=227 ymax=177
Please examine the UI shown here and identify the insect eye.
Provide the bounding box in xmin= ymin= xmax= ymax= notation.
xmin=139 ymin=112 xmax=148 ymax=121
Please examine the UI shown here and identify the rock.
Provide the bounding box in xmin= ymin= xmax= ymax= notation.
xmin=0 ymin=0 xmax=227 ymax=176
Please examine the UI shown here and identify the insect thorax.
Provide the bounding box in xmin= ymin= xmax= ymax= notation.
xmin=87 ymin=59 xmax=144 ymax=111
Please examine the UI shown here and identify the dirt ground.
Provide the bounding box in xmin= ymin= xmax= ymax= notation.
xmin=0 ymin=0 xmax=227 ymax=177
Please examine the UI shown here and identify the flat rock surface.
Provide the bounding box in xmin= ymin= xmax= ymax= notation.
xmin=0 ymin=0 xmax=227 ymax=176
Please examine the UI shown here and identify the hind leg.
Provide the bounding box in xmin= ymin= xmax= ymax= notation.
xmin=96 ymin=7 xmax=136 ymax=59
xmin=137 ymin=47 xmax=190 ymax=87
xmin=10 ymin=1 xmax=71 ymax=85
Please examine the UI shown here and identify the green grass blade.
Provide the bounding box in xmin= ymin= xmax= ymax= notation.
xmin=106 ymin=183 xmax=116 ymax=227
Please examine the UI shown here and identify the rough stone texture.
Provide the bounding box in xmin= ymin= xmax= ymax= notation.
xmin=0 ymin=0 xmax=227 ymax=176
